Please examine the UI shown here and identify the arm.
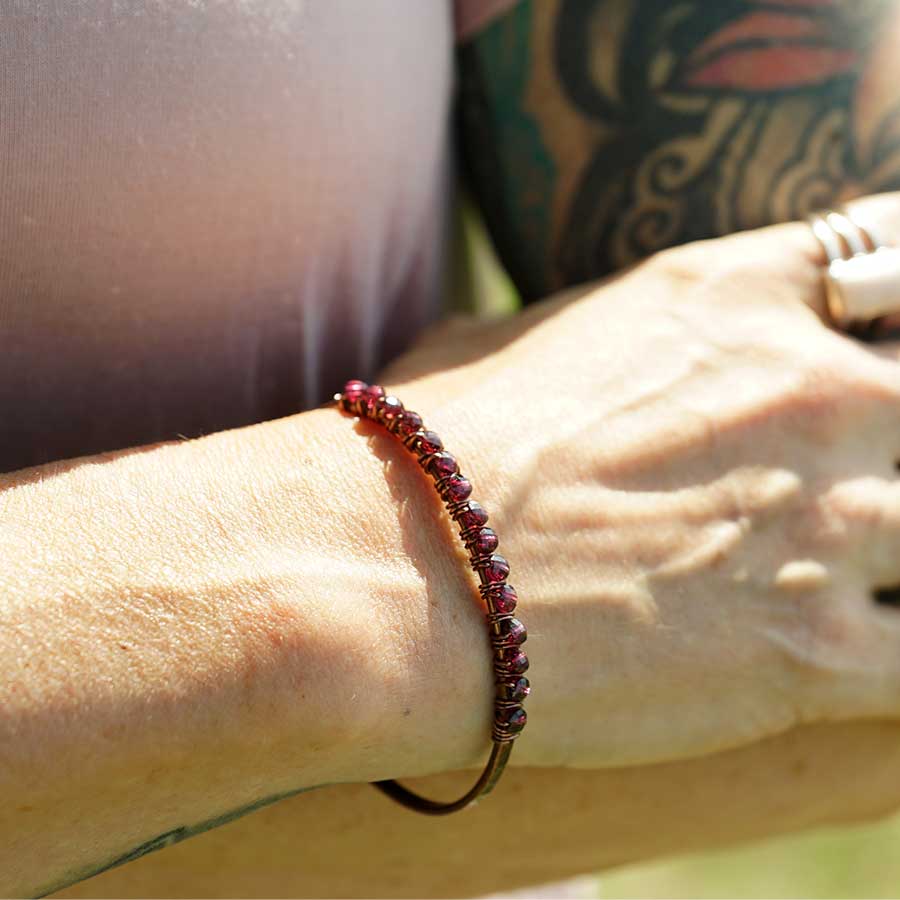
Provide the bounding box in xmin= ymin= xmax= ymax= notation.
xmin=11 ymin=201 xmax=900 ymax=896
xmin=0 ymin=408 xmax=494 ymax=896
xmin=52 ymin=721 xmax=900 ymax=899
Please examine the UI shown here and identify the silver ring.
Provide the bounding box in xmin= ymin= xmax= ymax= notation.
xmin=808 ymin=206 xmax=900 ymax=331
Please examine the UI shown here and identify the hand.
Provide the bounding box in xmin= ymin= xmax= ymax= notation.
xmin=380 ymin=192 xmax=900 ymax=771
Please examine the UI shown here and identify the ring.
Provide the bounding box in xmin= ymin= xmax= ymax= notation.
xmin=808 ymin=206 xmax=900 ymax=333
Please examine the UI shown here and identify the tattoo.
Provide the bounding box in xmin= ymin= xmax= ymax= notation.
xmin=458 ymin=0 xmax=900 ymax=299
xmin=35 ymin=784 xmax=324 ymax=898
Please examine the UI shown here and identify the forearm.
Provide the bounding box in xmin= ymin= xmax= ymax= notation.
xmin=0 ymin=407 xmax=490 ymax=896
xmin=52 ymin=720 xmax=900 ymax=899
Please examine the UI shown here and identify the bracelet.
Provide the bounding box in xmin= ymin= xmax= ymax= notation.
xmin=334 ymin=379 xmax=530 ymax=815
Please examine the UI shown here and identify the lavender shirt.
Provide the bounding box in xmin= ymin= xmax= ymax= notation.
xmin=1 ymin=1 xmax=521 ymax=472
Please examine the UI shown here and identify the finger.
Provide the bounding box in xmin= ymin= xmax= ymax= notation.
xmin=821 ymin=476 xmax=900 ymax=590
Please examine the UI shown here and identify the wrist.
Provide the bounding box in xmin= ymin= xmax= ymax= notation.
xmin=259 ymin=407 xmax=495 ymax=783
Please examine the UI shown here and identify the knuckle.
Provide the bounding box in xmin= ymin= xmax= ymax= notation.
xmin=819 ymin=477 xmax=888 ymax=535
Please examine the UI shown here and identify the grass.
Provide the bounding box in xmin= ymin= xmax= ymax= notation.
xmin=600 ymin=813 xmax=900 ymax=898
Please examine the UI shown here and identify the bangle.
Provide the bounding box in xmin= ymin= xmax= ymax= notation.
xmin=334 ymin=379 xmax=530 ymax=815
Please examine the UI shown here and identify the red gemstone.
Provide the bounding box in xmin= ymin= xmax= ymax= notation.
xmin=444 ymin=475 xmax=472 ymax=502
xmin=377 ymin=395 xmax=404 ymax=422
xmin=456 ymin=502 xmax=488 ymax=531
xmin=501 ymin=649 xmax=529 ymax=674
xmin=395 ymin=411 xmax=423 ymax=437
xmin=496 ymin=706 xmax=527 ymax=733
xmin=417 ymin=430 xmax=443 ymax=454
xmin=428 ymin=452 xmax=459 ymax=479
xmin=498 ymin=617 xmax=527 ymax=645
xmin=499 ymin=676 xmax=531 ymax=702
xmin=483 ymin=554 xmax=510 ymax=583
xmin=473 ymin=528 xmax=498 ymax=555
xmin=342 ymin=379 xmax=367 ymax=399
xmin=491 ymin=584 xmax=517 ymax=614
xmin=364 ymin=384 xmax=385 ymax=415
xmin=341 ymin=379 xmax=367 ymax=412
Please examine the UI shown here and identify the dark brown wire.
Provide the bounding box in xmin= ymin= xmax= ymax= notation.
xmin=372 ymin=741 xmax=513 ymax=815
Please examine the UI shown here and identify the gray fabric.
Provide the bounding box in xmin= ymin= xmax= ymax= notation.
xmin=0 ymin=0 xmax=452 ymax=471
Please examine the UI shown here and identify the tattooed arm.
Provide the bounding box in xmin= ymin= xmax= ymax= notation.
xmin=457 ymin=0 xmax=900 ymax=299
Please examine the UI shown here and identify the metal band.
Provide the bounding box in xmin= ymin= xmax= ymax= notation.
xmin=809 ymin=212 xmax=847 ymax=263
xmin=809 ymin=207 xmax=882 ymax=262
xmin=372 ymin=742 xmax=513 ymax=815
xmin=825 ymin=210 xmax=871 ymax=257
xmin=807 ymin=206 xmax=900 ymax=333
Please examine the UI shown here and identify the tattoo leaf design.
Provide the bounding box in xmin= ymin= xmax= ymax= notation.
xmin=459 ymin=0 xmax=900 ymax=296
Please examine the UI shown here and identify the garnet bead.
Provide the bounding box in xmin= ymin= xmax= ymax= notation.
xmin=472 ymin=527 xmax=499 ymax=555
xmin=482 ymin=554 xmax=510 ymax=583
xmin=395 ymin=411 xmax=423 ymax=437
xmin=444 ymin=475 xmax=473 ymax=503
xmin=498 ymin=617 xmax=527 ymax=645
xmin=341 ymin=379 xmax=367 ymax=412
xmin=501 ymin=649 xmax=529 ymax=674
xmin=364 ymin=384 xmax=385 ymax=414
xmin=499 ymin=676 xmax=531 ymax=702
xmin=491 ymin=584 xmax=518 ymax=614
xmin=377 ymin=395 xmax=404 ymax=422
xmin=456 ymin=501 xmax=488 ymax=531
xmin=417 ymin=430 xmax=443 ymax=454
xmin=342 ymin=379 xmax=367 ymax=398
xmin=496 ymin=706 xmax=527 ymax=733
xmin=428 ymin=452 xmax=459 ymax=479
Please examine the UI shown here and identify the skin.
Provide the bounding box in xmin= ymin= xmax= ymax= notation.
xmin=6 ymin=0 xmax=900 ymax=895
xmin=385 ymin=201 xmax=900 ymax=771
xmin=2 ymin=195 xmax=899 ymax=896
